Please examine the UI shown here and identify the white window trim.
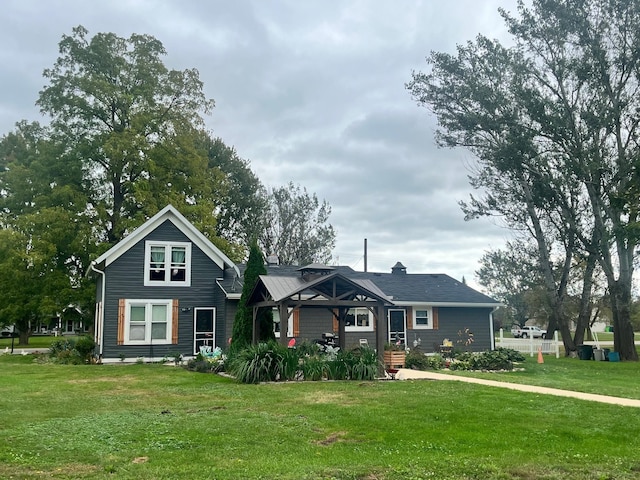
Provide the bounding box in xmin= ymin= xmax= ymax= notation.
xmin=413 ymin=306 xmax=434 ymax=330
xmin=144 ymin=241 xmax=192 ymax=287
xmin=123 ymin=299 xmax=173 ymax=345
xmin=345 ymin=307 xmax=374 ymax=332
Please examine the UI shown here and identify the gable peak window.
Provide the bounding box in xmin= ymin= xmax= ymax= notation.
xmin=145 ymin=241 xmax=191 ymax=286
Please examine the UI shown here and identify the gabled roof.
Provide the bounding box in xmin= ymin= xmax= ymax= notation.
xmin=92 ymin=205 xmax=239 ymax=275
xmin=227 ymin=263 xmax=499 ymax=307
xmin=247 ymin=271 xmax=393 ymax=307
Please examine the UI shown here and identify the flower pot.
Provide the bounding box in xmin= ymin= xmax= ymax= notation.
xmin=384 ymin=350 xmax=406 ymax=369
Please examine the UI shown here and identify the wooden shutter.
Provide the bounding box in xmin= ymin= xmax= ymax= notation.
xmin=406 ymin=308 xmax=413 ymax=330
xmin=172 ymin=299 xmax=179 ymax=344
xmin=332 ymin=309 xmax=339 ymax=333
xmin=432 ymin=307 xmax=439 ymax=330
xmin=117 ymin=299 xmax=125 ymax=345
xmin=293 ymin=309 xmax=300 ymax=337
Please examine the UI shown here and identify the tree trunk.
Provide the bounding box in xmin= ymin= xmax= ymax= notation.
xmin=610 ymin=281 xmax=638 ymax=361
xmin=572 ymin=254 xmax=596 ymax=351
xmin=18 ymin=330 xmax=30 ymax=346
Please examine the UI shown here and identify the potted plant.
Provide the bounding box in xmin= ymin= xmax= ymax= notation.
xmin=383 ymin=343 xmax=406 ymax=369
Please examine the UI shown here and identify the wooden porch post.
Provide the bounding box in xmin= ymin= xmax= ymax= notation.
xmin=338 ymin=307 xmax=346 ymax=351
xmin=376 ymin=303 xmax=386 ymax=375
xmin=252 ymin=306 xmax=258 ymax=345
xmin=279 ymin=303 xmax=289 ymax=347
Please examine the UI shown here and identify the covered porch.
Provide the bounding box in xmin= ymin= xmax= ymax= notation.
xmin=246 ymin=264 xmax=394 ymax=371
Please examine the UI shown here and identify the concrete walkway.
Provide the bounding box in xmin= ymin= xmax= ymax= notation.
xmin=395 ymin=368 xmax=640 ymax=408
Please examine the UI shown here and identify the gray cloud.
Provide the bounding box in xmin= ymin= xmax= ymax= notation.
xmin=0 ymin=0 xmax=521 ymax=290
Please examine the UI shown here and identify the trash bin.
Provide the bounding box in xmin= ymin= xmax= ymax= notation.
xmin=603 ymin=348 xmax=610 ymax=360
xmin=578 ymin=344 xmax=593 ymax=360
xmin=608 ymin=351 xmax=620 ymax=362
xmin=593 ymin=348 xmax=605 ymax=361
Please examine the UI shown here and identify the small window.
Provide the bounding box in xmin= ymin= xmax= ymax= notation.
xmin=124 ymin=300 xmax=172 ymax=344
xmin=345 ymin=307 xmax=373 ymax=332
xmin=413 ymin=307 xmax=433 ymax=329
xmin=145 ymin=241 xmax=191 ymax=286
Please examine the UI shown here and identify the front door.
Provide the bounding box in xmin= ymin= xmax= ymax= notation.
xmin=194 ymin=307 xmax=215 ymax=354
xmin=388 ymin=309 xmax=406 ymax=346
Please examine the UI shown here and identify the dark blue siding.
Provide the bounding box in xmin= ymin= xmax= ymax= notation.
xmin=101 ymin=220 xmax=227 ymax=360
xmin=406 ymin=307 xmax=493 ymax=352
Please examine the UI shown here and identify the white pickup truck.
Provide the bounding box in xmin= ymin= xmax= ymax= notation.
xmin=511 ymin=325 xmax=547 ymax=339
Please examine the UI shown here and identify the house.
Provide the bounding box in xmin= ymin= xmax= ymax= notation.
xmin=91 ymin=205 xmax=501 ymax=362
xmin=90 ymin=205 xmax=239 ymax=362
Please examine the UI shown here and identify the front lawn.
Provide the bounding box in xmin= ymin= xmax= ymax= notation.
xmin=1 ymin=353 xmax=640 ymax=479
xmin=0 ymin=334 xmax=80 ymax=350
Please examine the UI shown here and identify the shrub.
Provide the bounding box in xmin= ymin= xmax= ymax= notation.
xmin=49 ymin=338 xmax=76 ymax=357
xmin=449 ymin=350 xmax=514 ymax=371
xmin=227 ymin=342 xmax=299 ymax=383
xmin=49 ymin=338 xmax=91 ymax=365
xmin=405 ymin=351 xmax=447 ymax=371
xmin=187 ymin=352 xmax=226 ymax=373
xmin=495 ymin=347 xmax=526 ymax=363
xmin=301 ymin=355 xmax=325 ymax=381
xmin=405 ymin=350 xmax=430 ymax=370
xmin=347 ymin=346 xmax=379 ymax=380
xmin=74 ymin=335 xmax=96 ymax=363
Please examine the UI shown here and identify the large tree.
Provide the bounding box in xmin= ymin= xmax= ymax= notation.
xmin=203 ymin=136 xmax=269 ymax=258
xmin=0 ymin=123 xmax=95 ymax=344
xmin=261 ymin=182 xmax=336 ymax=266
xmin=408 ymin=0 xmax=640 ymax=360
xmin=37 ymin=26 xmax=216 ymax=244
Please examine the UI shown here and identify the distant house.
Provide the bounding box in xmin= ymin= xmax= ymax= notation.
xmin=91 ymin=205 xmax=500 ymax=362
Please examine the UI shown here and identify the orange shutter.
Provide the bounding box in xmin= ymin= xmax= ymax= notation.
xmin=406 ymin=308 xmax=413 ymax=330
xmin=293 ymin=309 xmax=300 ymax=337
xmin=117 ymin=299 xmax=125 ymax=345
xmin=332 ymin=309 xmax=338 ymax=333
xmin=432 ymin=307 xmax=439 ymax=330
xmin=172 ymin=299 xmax=179 ymax=344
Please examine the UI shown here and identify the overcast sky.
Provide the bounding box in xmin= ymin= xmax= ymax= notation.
xmin=0 ymin=0 xmax=520 ymax=289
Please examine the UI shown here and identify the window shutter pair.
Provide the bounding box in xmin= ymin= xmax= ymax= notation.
xmin=116 ymin=299 xmax=179 ymax=345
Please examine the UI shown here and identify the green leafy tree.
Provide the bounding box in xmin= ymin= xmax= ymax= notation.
xmin=230 ymin=242 xmax=274 ymax=354
xmin=203 ymin=135 xmax=268 ymax=260
xmin=261 ymin=182 xmax=335 ymax=265
xmin=408 ymin=0 xmax=640 ymax=360
xmin=0 ymin=123 xmax=95 ymax=344
xmin=37 ymin=26 xmax=216 ymax=244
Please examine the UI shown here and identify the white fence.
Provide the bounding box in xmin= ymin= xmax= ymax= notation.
xmin=496 ymin=329 xmax=560 ymax=358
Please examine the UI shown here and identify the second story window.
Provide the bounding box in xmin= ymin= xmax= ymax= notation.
xmin=145 ymin=241 xmax=191 ymax=286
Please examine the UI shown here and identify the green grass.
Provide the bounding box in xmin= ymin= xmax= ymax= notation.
xmin=2 ymin=354 xmax=640 ymax=479
xmin=0 ymin=334 xmax=80 ymax=349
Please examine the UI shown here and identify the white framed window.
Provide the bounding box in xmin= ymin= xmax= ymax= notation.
xmin=144 ymin=241 xmax=191 ymax=286
xmin=124 ymin=299 xmax=173 ymax=345
xmin=345 ymin=307 xmax=373 ymax=332
xmin=413 ymin=307 xmax=433 ymax=329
